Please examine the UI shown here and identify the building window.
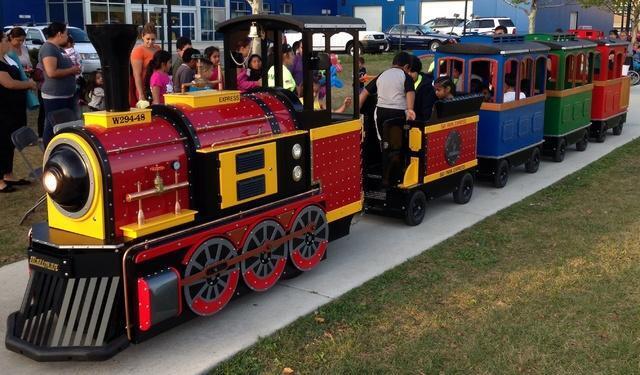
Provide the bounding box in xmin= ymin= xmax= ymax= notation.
xmin=87 ymin=1 xmax=126 ymax=24
xmin=231 ymin=0 xmax=250 ymax=18
xmin=280 ymin=3 xmax=292 ymax=15
xmin=263 ymin=3 xmax=272 ymax=14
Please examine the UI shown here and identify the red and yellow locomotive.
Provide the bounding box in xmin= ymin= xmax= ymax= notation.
xmin=6 ymin=18 xmax=363 ymax=360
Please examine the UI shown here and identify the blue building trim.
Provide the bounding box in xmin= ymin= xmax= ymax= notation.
xmin=1 ymin=0 xmax=47 ymax=28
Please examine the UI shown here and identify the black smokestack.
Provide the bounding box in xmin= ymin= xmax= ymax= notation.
xmin=86 ymin=24 xmax=138 ymax=112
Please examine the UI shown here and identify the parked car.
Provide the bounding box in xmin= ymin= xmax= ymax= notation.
xmin=464 ymin=17 xmax=516 ymax=35
xmin=386 ymin=24 xmax=455 ymax=52
xmin=284 ymin=30 xmax=388 ymax=55
xmin=3 ymin=25 xmax=101 ymax=73
xmin=424 ymin=17 xmax=466 ymax=36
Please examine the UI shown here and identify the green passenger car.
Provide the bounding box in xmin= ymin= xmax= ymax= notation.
xmin=525 ymin=34 xmax=597 ymax=162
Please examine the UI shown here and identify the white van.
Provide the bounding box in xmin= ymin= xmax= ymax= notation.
xmin=3 ymin=25 xmax=101 ymax=73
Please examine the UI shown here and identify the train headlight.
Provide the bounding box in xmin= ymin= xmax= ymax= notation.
xmin=42 ymin=170 xmax=60 ymax=194
xmin=43 ymin=144 xmax=91 ymax=214
xmin=292 ymin=143 xmax=302 ymax=160
xmin=292 ymin=166 xmax=303 ymax=182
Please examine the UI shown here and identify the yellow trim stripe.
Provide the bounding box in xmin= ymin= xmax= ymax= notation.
xmin=593 ymin=76 xmax=628 ymax=87
xmin=120 ymin=209 xmax=197 ymax=239
xmin=326 ymin=200 xmax=362 ymax=222
xmin=196 ymin=130 xmax=308 ymax=153
xmin=424 ymin=160 xmax=478 ymax=184
xmin=164 ymin=90 xmax=241 ymax=108
xmin=481 ymin=94 xmax=546 ymax=112
xmin=83 ymin=108 xmax=152 ymax=129
xmin=310 ymin=120 xmax=362 ymax=140
xmin=425 ymin=115 xmax=479 ymax=134
xmin=546 ymin=83 xmax=594 ymax=98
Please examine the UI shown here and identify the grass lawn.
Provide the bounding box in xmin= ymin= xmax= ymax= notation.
xmin=212 ymin=137 xmax=640 ymax=374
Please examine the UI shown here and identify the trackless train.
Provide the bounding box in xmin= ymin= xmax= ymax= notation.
xmin=5 ymin=16 xmax=630 ymax=361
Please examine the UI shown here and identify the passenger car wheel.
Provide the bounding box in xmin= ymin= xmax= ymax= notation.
xmin=404 ymin=189 xmax=427 ymax=226
xmin=453 ymin=173 xmax=474 ymax=204
xmin=493 ymin=159 xmax=509 ymax=188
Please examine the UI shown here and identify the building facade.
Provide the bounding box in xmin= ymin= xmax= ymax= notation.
xmin=337 ymin=0 xmax=613 ymax=33
xmin=1 ymin=0 xmax=336 ymax=42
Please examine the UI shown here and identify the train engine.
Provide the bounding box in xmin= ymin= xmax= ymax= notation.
xmin=6 ymin=18 xmax=364 ymax=361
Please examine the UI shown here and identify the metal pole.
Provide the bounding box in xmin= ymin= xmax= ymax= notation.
xmin=141 ymin=0 xmax=146 ymax=24
xmin=167 ymin=0 xmax=172 ymax=56
xmin=626 ymin=0 xmax=632 ymax=32
xmin=161 ymin=8 xmax=165 ymax=50
xmin=463 ymin=0 xmax=469 ymax=35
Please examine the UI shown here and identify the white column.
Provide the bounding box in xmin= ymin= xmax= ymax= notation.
xmin=83 ymin=0 xmax=92 ymax=25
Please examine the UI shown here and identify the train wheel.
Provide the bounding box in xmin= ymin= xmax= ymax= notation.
xmin=289 ymin=205 xmax=329 ymax=272
xmin=525 ymin=147 xmax=541 ymax=173
xmin=493 ymin=159 xmax=509 ymax=188
xmin=553 ymin=138 xmax=566 ymax=162
xmin=184 ymin=238 xmax=240 ymax=316
xmin=241 ymin=220 xmax=288 ymax=292
xmin=404 ymin=189 xmax=427 ymax=226
xmin=613 ymin=121 xmax=624 ymax=136
xmin=595 ymin=124 xmax=607 ymax=143
xmin=453 ymin=173 xmax=474 ymax=204
xmin=575 ymin=132 xmax=589 ymax=152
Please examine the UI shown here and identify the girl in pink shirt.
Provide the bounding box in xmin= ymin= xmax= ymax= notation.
xmin=145 ymin=50 xmax=172 ymax=104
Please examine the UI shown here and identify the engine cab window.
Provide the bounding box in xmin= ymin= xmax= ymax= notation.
xmin=593 ymin=51 xmax=601 ymax=80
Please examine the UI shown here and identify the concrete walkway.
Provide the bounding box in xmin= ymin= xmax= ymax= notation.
xmin=1 ymin=89 xmax=639 ymax=374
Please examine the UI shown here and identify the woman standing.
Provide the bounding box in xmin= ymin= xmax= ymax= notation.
xmin=130 ymin=22 xmax=160 ymax=107
xmin=39 ymin=22 xmax=81 ymax=147
xmin=7 ymin=28 xmax=32 ymax=71
xmin=0 ymin=30 xmax=37 ymax=192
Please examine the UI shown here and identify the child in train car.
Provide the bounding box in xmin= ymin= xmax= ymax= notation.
xmin=434 ymin=76 xmax=455 ymax=101
xmin=173 ymin=48 xmax=200 ymax=93
xmin=369 ymin=51 xmax=416 ymax=142
xmin=146 ymin=50 xmax=172 ymax=105
xmin=503 ymin=73 xmax=525 ymax=102
xmin=470 ymin=79 xmax=492 ymax=103
xmin=246 ymin=54 xmax=263 ymax=82
xmin=86 ymin=70 xmax=105 ymax=111
xmin=267 ymin=44 xmax=296 ymax=92
xmin=204 ymin=46 xmax=223 ymax=90
xmin=408 ymin=55 xmax=437 ymax=122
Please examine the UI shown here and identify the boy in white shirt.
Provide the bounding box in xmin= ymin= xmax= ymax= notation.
xmin=503 ymin=74 xmax=525 ymax=103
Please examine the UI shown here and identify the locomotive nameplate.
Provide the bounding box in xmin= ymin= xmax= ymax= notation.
xmin=164 ymin=90 xmax=241 ymax=108
xmin=83 ymin=108 xmax=152 ymax=129
xmin=28 ymin=252 xmax=73 ymax=277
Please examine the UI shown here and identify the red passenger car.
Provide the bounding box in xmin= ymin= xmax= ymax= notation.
xmin=571 ymin=28 xmax=631 ymax=141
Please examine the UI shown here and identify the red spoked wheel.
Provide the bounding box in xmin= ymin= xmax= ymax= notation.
xmin=288 ymin=205 xmax=329 ymax=271
xmin=241 ymin=220 xmax=289 ymax=292
xmin=183 ymin=237 xmax=240 ymax=316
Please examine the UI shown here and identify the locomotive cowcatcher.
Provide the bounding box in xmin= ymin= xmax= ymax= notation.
xmin=6 ymin=16 xmax=365 ymax=361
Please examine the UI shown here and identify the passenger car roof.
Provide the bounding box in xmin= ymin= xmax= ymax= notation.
xmin=217 ymin=15 xmax=365 ymax=33
xmin=438 ymin=34 xmax=550 ymax=55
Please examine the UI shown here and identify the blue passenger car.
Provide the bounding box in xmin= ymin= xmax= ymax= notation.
xmin=435 ymin=35 xmax=550 ymax=187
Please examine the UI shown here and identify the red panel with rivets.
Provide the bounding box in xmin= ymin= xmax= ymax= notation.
xmin=88 ymin=118 xmax=191 ymax=238
xmin=174 ymin=93 xmax=297 ymax=149
xmin=311 ymin=131 xmax=362 ymax=213
xmin=425 ymin=122 xmax=477 ymax=176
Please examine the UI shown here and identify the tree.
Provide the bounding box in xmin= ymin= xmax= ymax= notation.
xmin=579 ymin=0 xmax=640 ymax=37
xmin=502 ymin=0 xmax=566 ymax=33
